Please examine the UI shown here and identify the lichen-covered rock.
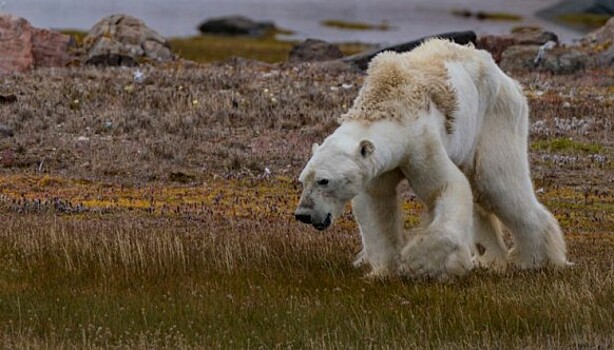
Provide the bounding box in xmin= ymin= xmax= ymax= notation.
xmin=289 ymin=39 xmax=343 ymax=63
xmin=198 ymin=15 xmax=275 ymax=37
xmin=85 ymin=37 xmax=137 ymax=66
xmin=84 ymin=14 xmax=174 ymax=66
xmin=0 ymin=14 xmax=34 ymax=74
xmin=501 ymin=45 xmax=586 ymax=74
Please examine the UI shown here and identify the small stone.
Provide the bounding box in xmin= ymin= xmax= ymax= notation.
xmin=0 ymin=124 xmax=14 ymax=138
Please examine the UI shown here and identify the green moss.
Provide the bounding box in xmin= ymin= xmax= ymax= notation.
xmin=59 ymin=29 xmax=88 ymax=45
xmin=169 ymin=34 xmax=368 ymax=63
xmin=557 ymin=13 xmax=610 ymax=29
xmin=532 ymin=137 xmax=603 ymax=154
xmin=321 ymin=19 xmax=391 ymax=31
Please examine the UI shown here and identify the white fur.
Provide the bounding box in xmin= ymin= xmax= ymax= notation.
xmin=295 ymin=39 xmax=568 ymax=279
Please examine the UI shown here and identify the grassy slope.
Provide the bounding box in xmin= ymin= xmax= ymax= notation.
xmin=0 ymin=63 xmax=613 ymax=348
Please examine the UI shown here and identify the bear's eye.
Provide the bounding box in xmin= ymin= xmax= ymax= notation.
xmin=317 ymin=179 xmax=329 ymax=186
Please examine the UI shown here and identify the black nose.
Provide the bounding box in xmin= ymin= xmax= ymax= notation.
xmin=295 ymin=213 xmax=312 ymax=224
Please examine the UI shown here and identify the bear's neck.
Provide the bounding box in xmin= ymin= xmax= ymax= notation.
xmin=337 ymin=121 xmax=409 ymax=180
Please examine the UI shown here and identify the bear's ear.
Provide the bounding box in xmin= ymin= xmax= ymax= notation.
xmin=359 ymin=140 xmax=374 ymax=158
xmin=311 ymin=143 xmax=320 ymax=155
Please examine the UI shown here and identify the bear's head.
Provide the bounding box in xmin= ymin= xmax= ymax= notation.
xmin=295 ymin=136 xmax=374 ymax=230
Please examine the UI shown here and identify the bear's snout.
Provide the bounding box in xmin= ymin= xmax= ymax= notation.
xmin=313 ymin=213 xmax=332 ymax=231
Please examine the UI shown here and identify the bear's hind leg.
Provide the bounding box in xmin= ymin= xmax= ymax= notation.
xmin=474 ymin=135 xmax=567 ymax=268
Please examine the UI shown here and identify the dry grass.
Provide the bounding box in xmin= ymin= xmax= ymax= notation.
xmin=0 ymin=60 xmax=613 ymax=348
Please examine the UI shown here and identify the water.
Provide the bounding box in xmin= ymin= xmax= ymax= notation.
xmin=4 ymin=0 xmax=583 ymax=44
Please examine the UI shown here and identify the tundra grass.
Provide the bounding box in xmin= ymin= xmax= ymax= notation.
xmin=0 ymin=175 xmax=613 ymax=348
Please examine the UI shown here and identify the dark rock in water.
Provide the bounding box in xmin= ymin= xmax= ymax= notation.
xmin=198 ymin=15 xmax=275 ymax=37
xmin=83 ymin=14 xmax=174 ymax=66
xmin=289 ymin=39 xmax=343 ymax=63
xmin=511 ymin=26 xmax=558 ymax=45
xmin=0 ymin=124 xmax=14 ymax=138
xmin=586 ymin=0 xmax=614 ymax=14
xmin=500 ymin=45 xmax=586 ymax=74
xmin=342 ymin=31 xmax=477 ymax=70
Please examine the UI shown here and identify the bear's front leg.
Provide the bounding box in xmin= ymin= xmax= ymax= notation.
xmin=400 ymin=223 xmax=474 ymax=279
xmin=398 ymin=134 xmax=475 ymax=279
xmin=352 ymin=169 xmax=405 ymax=278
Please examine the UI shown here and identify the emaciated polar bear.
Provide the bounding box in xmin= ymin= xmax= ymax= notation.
xmin=294 ymin=39 xmax=568 ymax=279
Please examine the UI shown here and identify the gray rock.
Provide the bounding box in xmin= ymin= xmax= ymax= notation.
xmin=198 ymin=15 xmax=275 ymax=37
xmin=85 ymin=37 xmax=137 ymax=66
xmin=501 ymin=45 xmax=587 ymax=74
xmin=0 ymin=124 xmax=14 ymax=138
xmin=288 ymin=39 xmax=343 ymax=63
xmin=83 ymin=14 xmax=174 ymax=66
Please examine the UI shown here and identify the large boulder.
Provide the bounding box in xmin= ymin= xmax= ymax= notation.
xmin=83 ymin=14 xmax=174 ymax=66
xmin=198 ymin=15 xmax=275 ymax=36
xmin=0 ymin=14 xmax=74 ymax=75
xmin=586 ymin=0 xmax=614 ymax=14
xmin=289 ymin=39 xmax=343 ymax=63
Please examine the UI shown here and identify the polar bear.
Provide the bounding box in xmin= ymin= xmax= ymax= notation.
xmin=294 ymin=39 xmax=568 ymax=279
